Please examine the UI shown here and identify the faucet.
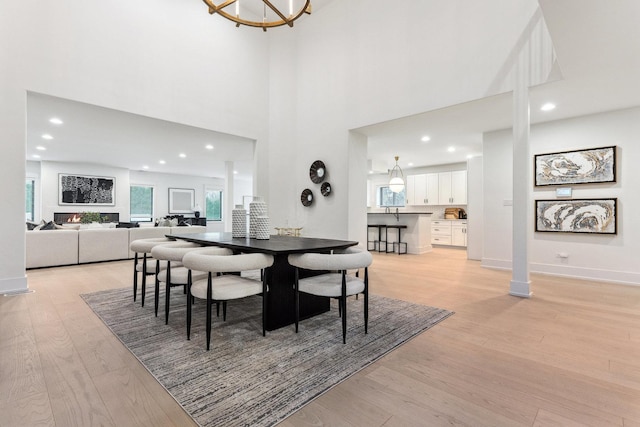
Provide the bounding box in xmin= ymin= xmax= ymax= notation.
xmin=385 ymin=207 xmax=400 ymax=221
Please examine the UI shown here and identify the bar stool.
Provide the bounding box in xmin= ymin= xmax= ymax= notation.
xmin=385 ymin=225 xmax=408 ymax=255
xmin=367 ymin=224 xmax=384 ymax=251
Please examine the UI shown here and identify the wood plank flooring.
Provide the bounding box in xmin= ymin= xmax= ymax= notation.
xmin=2 ymin=247 xmax=640 ymax=426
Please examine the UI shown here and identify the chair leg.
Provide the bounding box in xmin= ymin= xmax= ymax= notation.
xmin=364 ymin=267 xmax=369 ymax=335
xmin=141 ymin=253 xmax=149 ymax=307
xmin=341 ymin=271 xmax=347 ymax=344
xmin=164 ymin=262 xmax=171 ymax=324
xmin=133 ymin=253 xmax=139 ymax=302
xmin=222 ymin=301 xmax=227 ymax=321
xmin=187 ymin=270 xmax=192 ymax=340
xmin=294 ymin=267 xmax=300 ymax=333
xmin=165 ymin=283 xmax=171 ymax=324
xmin=206 ymin=275 xmax=212 ymax=351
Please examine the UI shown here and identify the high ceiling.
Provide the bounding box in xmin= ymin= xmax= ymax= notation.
xmin=363 ymin=0 xmax=640 ymax=172
xmin=25 ymin=1 xmax=640 ymax=178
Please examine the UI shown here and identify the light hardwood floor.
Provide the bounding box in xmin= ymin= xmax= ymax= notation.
xmin=2 ymin=248 xmax=640 ymax=426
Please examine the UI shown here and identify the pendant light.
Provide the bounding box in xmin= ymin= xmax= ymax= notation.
xmin=389 ymin=156 xmax=405 ymax=193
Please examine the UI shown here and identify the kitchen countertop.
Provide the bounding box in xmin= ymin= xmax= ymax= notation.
xmin=367 ymin=212 xmax=433 ymax=215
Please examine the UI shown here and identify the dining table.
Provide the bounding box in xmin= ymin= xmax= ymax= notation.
xmin=171 ymin=232 xmax=359 ymax=330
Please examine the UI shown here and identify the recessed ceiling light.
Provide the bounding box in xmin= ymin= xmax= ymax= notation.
xmin=421 ymin=136 xmax=431 ymax=142
xmin=447 ymin=146 xmax=455 ymax=153
xmin=32 ymin=154 xmax=41 ymax=159
xmin=42 ymin=134 xmax=53 ymax=140
xmin=159 ymin=160 xmax=166 ymax=164
xmin=205 ymin=144 xmax=214 ymax=150
xmin=369 ymin=170 xmax=374 ymax=174
xmin=179 ymin=153 xmax=187 ymax=158
xmin=408 ymin=162 xmax=414 ymax=166
xmin=541 ymin=102 xmax=556 ymax=111
xmin=36 ymin=146 xmax=46 ymax=151
xmin=233 ymin=170 xmax=238 ymax=174
xmin=466 ymin=154 xmax=474 ymax=159
xmin=49 ymin=118 xmax=63 ymax=125
xmin=142 ymin=165 xmax=149 ymax=170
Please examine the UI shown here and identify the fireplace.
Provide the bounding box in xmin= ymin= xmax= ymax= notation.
xmin=54 ymin=212 xmax=120 ymax=224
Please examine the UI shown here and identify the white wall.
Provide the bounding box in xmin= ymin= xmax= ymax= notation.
xmin=1 ymin=0 xmax=552 ymax=291
xmin=483 ymin=107 xmax=640 ymax=285
xmin=265 ymin=0 xmax=545 ymax=242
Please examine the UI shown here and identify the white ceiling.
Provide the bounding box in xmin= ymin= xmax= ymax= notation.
xmin=25 ymin=1 xmax=640 ymax=178
xmin=361 ymin=0 xmax=640 ymax=172
xmin=26 ymin=92 xmax=256 ymax=180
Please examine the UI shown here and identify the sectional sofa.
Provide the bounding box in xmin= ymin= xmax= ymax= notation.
xmin=26 ymin=225 xmax=207 ymax=269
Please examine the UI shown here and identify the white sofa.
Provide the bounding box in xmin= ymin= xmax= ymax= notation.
xmin=26 ymin=229 xmax=79 ymax=268
xmin=26 ymin=225 xmax=206 ymax=269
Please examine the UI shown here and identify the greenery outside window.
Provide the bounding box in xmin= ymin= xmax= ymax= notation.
xmin=378 ymin=186 xmax=405 ymax=208
xmin=205 ymin=189 xmax=222 ymax=221
xmin=26 ymin=179 xmax=35 ymax=221
xmin=130 ymin=185 xmax=154 ymax=222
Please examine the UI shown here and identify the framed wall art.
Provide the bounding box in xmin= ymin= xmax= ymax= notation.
xmin=169 ymin=188 xmax=195 ymax=214
xmin=534 ymin=146 xmax=616 ymax=186
xmin=59 ymin=174 xmax=115 ymax=206
xmin=535 ymin=198 xmax=617 ymax=234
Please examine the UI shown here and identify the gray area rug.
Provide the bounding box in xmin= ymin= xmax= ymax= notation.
xmin=82 ymin=287 xmax=453 ymax=427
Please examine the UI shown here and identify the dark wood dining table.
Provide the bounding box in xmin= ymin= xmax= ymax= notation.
xmin=171 ymin=232 xmax=358 ymax=330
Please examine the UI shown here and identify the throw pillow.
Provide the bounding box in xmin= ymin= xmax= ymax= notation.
xmin=26 ymin=221 xmax=40 ymax=230
xmin=40 ymin=221 xmax=56 ymax=230
xmin=32 ymin=220 xmax=47 ymax=230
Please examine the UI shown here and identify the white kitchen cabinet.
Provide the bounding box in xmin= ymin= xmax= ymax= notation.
xmin=438 ymin=170 xmax=467 ymax=205
xmin=431 ymin=220 xmax=467 ymax=247
xmin=431 ymin=220 xmax=452 ymax=245
xmin=406 ymin=173 xmax=438 ymax=206
xmin=451 ymin=221 xmax=468 ymax=246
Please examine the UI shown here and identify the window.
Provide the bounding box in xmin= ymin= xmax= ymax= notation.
xmin=378 ymin=186 xmax=405 ymax=208
xmin=130 ymin=185 xmax=154 ymax=222
xmin=205 ymin=189 xmax=222 ymax=221
xmin=25 ymin=179 xmax=35 ymax=221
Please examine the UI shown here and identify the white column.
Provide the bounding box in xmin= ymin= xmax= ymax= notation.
xmin=224 ymin=161 xmax=234 ymax=232
xmin=510 ymin=53 xmax=532 ymax=298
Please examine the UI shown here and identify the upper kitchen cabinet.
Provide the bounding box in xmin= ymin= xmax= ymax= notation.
xmin=406 ymin=173 xmax=439 ymax=206
xmin=438 ymin=170 xmax=467 ymax=205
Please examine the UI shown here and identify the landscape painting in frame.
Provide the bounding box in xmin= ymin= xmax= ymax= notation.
xmin=535 ymin=198 xmax=617 ymax=234
xmin=59 ymin=174 xmax=115 ymax=206
xmin=534 ymin=146 xmax=616 ymax=186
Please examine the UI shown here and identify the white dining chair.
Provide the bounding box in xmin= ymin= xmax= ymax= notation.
xmin=288 ymin=247 xmax=372 ymax=344
xmin=182 ymin=249 xmax=274 ymax=350
xmin=130 ymin=237 xmax=176 ymax=306
xmin=151 ymin=242 xmax=231 ymax=324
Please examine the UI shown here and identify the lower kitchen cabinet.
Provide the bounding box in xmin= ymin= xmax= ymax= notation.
xmin=431 ymin=220 xmax=467 ymax=247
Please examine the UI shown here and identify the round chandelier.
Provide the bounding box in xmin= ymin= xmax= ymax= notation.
xmin=202 ymin=0 xmax=312 ymax=31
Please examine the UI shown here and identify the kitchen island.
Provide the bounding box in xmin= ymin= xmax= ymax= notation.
xmin=367 ymin=211 xmax=433 ymax=254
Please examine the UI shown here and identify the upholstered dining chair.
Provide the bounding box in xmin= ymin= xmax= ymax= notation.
xmin=130 ymin=237 xmax=175 ymax=306
xmin=151 ymin=242 xmax=231 ymax=324
xmin=182 ymin=249 xmax=274 ymax=350
xmin=288 ymin=247 xmax=372 ymax=344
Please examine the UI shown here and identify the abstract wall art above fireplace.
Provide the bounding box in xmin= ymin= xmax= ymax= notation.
xmin=58 ymin=174 xmax=115 ymax=206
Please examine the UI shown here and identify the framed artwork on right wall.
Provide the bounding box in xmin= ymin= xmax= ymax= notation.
xmin=534 ymin=146 xmax=616 ymax=186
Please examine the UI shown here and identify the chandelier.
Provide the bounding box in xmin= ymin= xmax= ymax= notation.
xmin=202 ymin=0 xmax=312 ymax=31
xmin=389 ymin=156 xmax=405 ymax=193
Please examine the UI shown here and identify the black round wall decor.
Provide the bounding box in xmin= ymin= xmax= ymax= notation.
xmin=301 ymin=189 xmax=314 ymax=207
xmin=309 ymin=160 xmax=326 ymax=184
xmin=321 ymin=182 xmax=332 ymax=196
